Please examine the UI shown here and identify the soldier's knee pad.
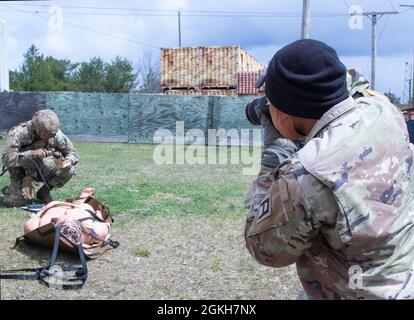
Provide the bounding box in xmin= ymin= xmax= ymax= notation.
xmin=41 ymin=156 xmax=58 ymax=174
xmin=47 ymin=167 xmax=74 ymax=188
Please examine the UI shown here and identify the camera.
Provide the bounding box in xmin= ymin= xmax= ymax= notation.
xmin=245 ymin=96 xmax=270 ymax=126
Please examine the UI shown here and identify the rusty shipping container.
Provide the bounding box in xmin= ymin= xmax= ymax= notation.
xmin=237 ymin=72 xmax=265 ymax=96
xmin=163 ymin=89 xmax=237 ymax=96
xmin=161 ymin=46 xmax=265 ymax=90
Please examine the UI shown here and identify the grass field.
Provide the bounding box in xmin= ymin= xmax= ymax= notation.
xmin=0 ymin=141 xmax=301 ymax=300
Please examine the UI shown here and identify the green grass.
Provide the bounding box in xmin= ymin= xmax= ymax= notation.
xmin=0 ymin=141 xmax=301 ymax=300
xmin=0 ymin=142 xmax=255 ymax=217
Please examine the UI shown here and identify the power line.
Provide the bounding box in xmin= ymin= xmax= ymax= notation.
xmin=362 ymin=11 xmax=399 ymax=90
xmin=377 ymin=14 xmax=391 ymax=46
xmin=388 ymin=0 xmax=396 ymax=11
xmin=3 ymin=4 xmax=161 ymax=49
xmin=25 ymin=12 xmax=352 ymax=18
xmin=0 ymin=3 xmax=355 ymax=17
xmin=399 ymin=5 xmax=414 ymax=14
xmin=0 ymin=11 xmax=352 ymax=18
xmin=340 ymin=0 xmax=350 ymax=9
xmin=400 ymin=8 xmax=414 ymax=14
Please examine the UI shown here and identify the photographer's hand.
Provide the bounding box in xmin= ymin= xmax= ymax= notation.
xmin=261 ymin=112 xmax=283 ymax=149
xmin=259 ymin=113 xmax=297 ymax=176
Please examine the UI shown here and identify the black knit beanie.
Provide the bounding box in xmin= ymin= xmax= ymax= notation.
xmin=265 ymin=39 xmax=349 ymax=119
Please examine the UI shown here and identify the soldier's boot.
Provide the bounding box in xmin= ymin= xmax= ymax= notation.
xmin=21 ymin=176 xmax=36 ymax=201
xmin=36 ymin=184 xmax=53 ymax=204
xmin=2 ymin=180 xmax=28 ymax=207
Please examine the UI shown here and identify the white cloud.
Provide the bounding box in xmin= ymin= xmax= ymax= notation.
xmin=44 ymin=31 xmax=71 ymax=53
xmin=342 ymin=54 xmax=411 ymax=101
xmin=1 ymin=0 xmax=412 ymax=99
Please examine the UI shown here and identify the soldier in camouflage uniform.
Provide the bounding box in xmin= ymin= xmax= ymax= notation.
xmin=244 ymin=39 xmax=414 ymax=299
xmin=1 ymin=110 xmax=79 ymax=207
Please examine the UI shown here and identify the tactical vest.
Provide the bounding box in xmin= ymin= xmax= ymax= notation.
xmin=296 ymin=96 xmax=414 ymax=298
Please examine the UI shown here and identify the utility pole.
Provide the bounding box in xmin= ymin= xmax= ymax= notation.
xmin=301 ymin=0 xmax=311 ymax=39
xmin=361 ymin=11 xmax=398 ymax=90
xmin=400 ymin=5 xmax=414 ymax=105
xmin=0 ymin=20 xmax=9 ymax=92
xmin=403 ymin=62 xmax=412 ymax=105
xmin=370 ymin=13 xmax=377 ymax=90
xmin=178 ymin=11 xmax=182 ymax=47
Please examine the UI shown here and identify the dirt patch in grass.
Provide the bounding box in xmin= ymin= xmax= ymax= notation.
xmin=143 ymin=192 xmax=191 ymax=205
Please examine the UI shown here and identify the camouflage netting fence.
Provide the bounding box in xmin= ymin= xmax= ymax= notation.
xmin=4 ymin=92 xmax=412 ymax=145
xmin=0 ymin=92 xmax=260 ymax=145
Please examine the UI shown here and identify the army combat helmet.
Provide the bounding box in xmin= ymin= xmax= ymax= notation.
xmin=32 ymin=110 xmax=60 ymax=136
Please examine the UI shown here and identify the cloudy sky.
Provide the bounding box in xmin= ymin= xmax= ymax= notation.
xmin=0 ymin=0 xmax=413 ymax=101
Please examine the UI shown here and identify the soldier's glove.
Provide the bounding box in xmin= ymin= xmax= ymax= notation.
xmin=259 ymin=112 xmax=297 ymax=173
xmin=61 ymin=159 xmax=73 ymax=170
xmin=52 ymin=150 xmax=63 ymax=159
xmin=260 ymin=112 xmax=283 ymax=150
xmin=21 ymin=176 xmax=36 ymax=200
xmin=25 ymin=148 xmax=49 ymax=159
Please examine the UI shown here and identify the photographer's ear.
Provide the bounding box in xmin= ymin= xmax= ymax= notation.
xmin=269 ymin=104 xmax=305 ymax=141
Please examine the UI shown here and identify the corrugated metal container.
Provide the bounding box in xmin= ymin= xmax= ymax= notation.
xmin=161 ymin=46 xmax=265 ymax=89
xmin=163 ymin=89 xmax=237 ymax=96
xmin=237 ymin=72 xmax=265 ymax=95
xmin=161 ymin=47 xmax=201 ymax=88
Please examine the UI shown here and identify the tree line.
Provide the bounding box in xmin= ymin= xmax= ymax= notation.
xmin=10 ymin=45 xmax=160 ymax=93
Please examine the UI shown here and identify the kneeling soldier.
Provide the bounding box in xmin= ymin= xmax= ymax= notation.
xmin=1 ymin=110 xmax=79 ymax=207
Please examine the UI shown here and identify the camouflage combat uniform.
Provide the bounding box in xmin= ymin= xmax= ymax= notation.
xmin=2 ymin=120 xmax=79 ymax=207
xmin=244 ymin=79 xmax=414 ymax=299
xmin=347 ymin=69 xmax=390 ymax=102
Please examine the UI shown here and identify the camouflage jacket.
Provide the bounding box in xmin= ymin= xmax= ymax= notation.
xmin=347 ymin=69 xmax=390 ymax=101
xmin=244 ymin=96 xmax=414 ymax=300
xmin=2 ymin=120 xmax=79 ymax=169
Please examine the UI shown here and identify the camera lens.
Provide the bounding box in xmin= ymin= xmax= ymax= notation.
xmin=245 ymin=96 xmax=269 ymax=126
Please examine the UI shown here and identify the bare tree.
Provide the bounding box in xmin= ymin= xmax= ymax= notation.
xmin=136 ymin=49 xmax=161 ymax=93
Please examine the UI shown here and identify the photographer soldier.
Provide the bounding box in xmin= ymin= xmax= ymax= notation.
xmin=244 ymin=39 xmax=414 ymax=300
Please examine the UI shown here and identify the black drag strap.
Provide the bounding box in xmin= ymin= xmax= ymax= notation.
xmin=14 ymin=236 xmax=25 ymax=248
xmin=1 ymin=236 xmax=44 ymax=280
xmin=29 ymin=158 xmax=51 ymax=190
xmin=0 ymin=166 xmax=7 ymax=177
xmin=38 ymin=227 xmax=88 ymax=290
xmin=76 ymin=243 xmax=88 ymax=277
xmin=1 ymin=227 xmax=88 ymax=290
xmin=50 ymin=225 xmax=61 ymax=266
xmin=108 ymin=239 xmax=120 ymax=249
xmin=0 ymin=267 xmax=43 ymax=280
